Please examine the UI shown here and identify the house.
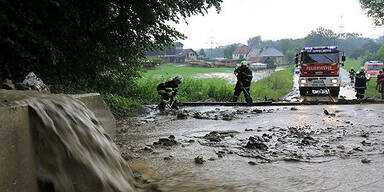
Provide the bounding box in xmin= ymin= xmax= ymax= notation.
xmin=232 ymin=45 xmax=252 ymax=60
xmin=180 ymin=49 xmax=198 ymax=61
xmin=246 ymin=47 xmax=287 ymax=65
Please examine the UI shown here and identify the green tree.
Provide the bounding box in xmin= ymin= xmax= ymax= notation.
xmin=247 ymin=36 xmax=262 ymax=48
xmin=0 ymin=0 xmax=223 ymax=95
xmin=198 ymin=49 xmax=206 ymax=57
xmin=304 ymin=27 xmax=339 ymax=46
xmin=360 ymin=0 xmax=384 ymax=25
xmin=223 ymin=44 xmax=240 ymax=59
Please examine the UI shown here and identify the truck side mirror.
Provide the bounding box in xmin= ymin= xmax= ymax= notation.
xmin=342 ymin=55 xmax=346 ymax=62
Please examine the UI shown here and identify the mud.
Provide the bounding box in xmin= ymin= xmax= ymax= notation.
xmin=117 ymin=104 xmax=384 ymax=191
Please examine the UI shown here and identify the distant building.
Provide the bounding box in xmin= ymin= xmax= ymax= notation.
xmin=153 ymin=43 xmax=199 ymax=63
xmin=232 ymin=45 xmax=252 ymax=60
xmin=246 ymin=47 xmax=287 ymax=65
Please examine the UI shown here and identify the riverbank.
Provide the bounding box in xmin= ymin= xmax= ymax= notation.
xmin=105 ymin=64 xmax=294 ymax=118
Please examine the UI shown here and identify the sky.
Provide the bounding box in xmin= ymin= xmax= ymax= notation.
xmin=173 ymin=0 xmax=384 ymax=50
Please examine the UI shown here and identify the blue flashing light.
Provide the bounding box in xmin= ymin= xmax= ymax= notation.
xmin=302 ymin=47 xmax=313 ymax=51
xmin=302 ymin=45 xmax=338 ymax=51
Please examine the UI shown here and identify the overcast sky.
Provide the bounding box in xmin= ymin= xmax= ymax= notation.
xmin=173 ymin=0 xmax=384 ymax=50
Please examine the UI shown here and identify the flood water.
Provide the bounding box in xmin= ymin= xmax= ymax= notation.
xmin=14 ymin=94 xmax=138 ymax=192
xmin=118 ymin=104 xmax=384 ymax=192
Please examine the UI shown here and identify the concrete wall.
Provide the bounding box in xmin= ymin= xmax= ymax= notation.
xmin=0 ymin=91 xmax=116 ymax=191
xmin=0 ymin=106 xmax=38 ymax=192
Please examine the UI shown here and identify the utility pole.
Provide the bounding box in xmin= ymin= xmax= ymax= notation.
xmin=206 ymin=36 xmax=217 ymax=59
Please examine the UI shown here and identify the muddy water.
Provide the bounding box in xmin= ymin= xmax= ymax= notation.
xmin=119 ymin=105 xmax=384 ymax=192
xmin=16 ymin=95 xmax=137 ymax=192
xmin=192 ymin=68 xmax=282 ymax=84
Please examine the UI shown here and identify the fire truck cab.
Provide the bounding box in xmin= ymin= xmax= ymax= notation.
xmin=296 ymin=46 xmax=345 ymax=97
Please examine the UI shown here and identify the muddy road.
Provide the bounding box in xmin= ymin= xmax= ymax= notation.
xmin=117 ymin=104 xmax=384 ymax=192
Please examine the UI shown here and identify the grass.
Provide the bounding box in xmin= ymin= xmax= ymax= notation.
xmin=107 ymin=63 xmax=295 ymax=117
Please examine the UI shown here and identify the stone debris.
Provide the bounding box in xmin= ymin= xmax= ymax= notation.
xmin=153 ymin=135 xmax=178 ymax=146
xmin=194 ymin=156 xmax=205 ymax=164
xmin=176 ymin=111 xmax=189 ymax=119
xmin=361 ymin=158 xmax=372 ymax=164
xmin=245 ymin=136 xmax=268 ymax=151
xmin=290 ymin=107 xmax=298 ymax=111
xmin=248 ymin=161 xmax=257 ymax=165
xmin=245 ymin=128 xmax=254 ymax=132
xmin=143 ymin=146 xmax=153 ymax=152
xmin=1 ymin=79 xmax=15 ymax=90
xmin=323 ymin=109 xmax=335 ymax=116
xmin=22 ymin=72 xmax=50 ymax=92
xmin=164 ymin=155 xmax=174 ymax=161
xmin=252 ymin=109 xmax=263 ymax=114
xmin=202 ymin=131 xmax=238 ymax=142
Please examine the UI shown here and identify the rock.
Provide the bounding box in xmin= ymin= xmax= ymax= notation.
xmin=208 ymin=157 xmax=216 ymax=161
xmin=323 ymin=109 xmax=335 ymax=116
xmin=361 ymin=140 xmax=371 ymax=146
xmin=188 ymin=139 xmax=195 ymax=143
xmin=22 ymin=72 xmax=50 ymax=92
xmin=353 ymin=147 xmax=364 ymax=152
xmin=193 ymin=112 xmax=206 ymax=119
xmin=245 ymin=128 xmax=254 ymax=132
xmin=1 ymin=79 xmax=15 ymax=90
xmin=301 ymin=136 xmax=318 ymax=145
xmin=164 ymin=155 xmax=173 ymax=161
xmin=361 ymin=158 xmax=372 ymax=164
xmin=360 ymin=132 xmax=369 ymax=138
xmin=153 ymin=137 xmax=178 ymax=146
xmin=143 ymin=146 xmax=153 ymax=152
xmin=248 ymin=161 xmax=257 ymax=166
xmin=176 ymin=112 xmax=188 ymax=119
xmin=169 ymin=135 xmax=175 ymax=140
xmin=222 ymin=114 xmax=234 ymax=121
xmin=245 ymin=136 xmax=268 ymax=151
xmin=252 ymin=109 xmax=263 ymax=114
xmin=194 ymin=156 xmax=205 ymax=164
xmin=290 ymin=107 xmax=298 ymax=111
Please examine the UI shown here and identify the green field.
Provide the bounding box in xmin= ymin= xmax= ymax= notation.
xmin=105 ymin=63 xmax=295 ymax=117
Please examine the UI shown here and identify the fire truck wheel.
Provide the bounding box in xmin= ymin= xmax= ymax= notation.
xmin=330 ymin=88 xmax=340 ymax=97
xmin=299 ymin=88 xmax=307 ymax=96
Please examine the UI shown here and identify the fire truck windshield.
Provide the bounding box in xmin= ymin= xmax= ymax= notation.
xmin=367 ymin=65 xmax=382 ymax=70
xmin=302 ymin=52 xmax=339 ymax=64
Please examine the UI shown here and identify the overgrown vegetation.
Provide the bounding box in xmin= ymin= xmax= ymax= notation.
xmin=0 ymin=0 xmax=223 ymax=96
xmin=107 ymin=64 xmax=294 ymax=117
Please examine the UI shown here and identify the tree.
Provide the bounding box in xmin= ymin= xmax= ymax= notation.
xmin=304 ymin=27 xmax=339 ymax=46
xmin=247 ymin=36 xmax=262 ymax=48
xmin=198 ymin=49 xmax=206 ymax=56
xmin=360 ymin=0 xmax=384 ymax=25
xmin=0 ymin=0 xmax=223 ymax=95
xmin=223 ymin=44 xmax=240 ymax=59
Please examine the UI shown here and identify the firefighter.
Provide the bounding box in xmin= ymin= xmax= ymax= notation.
xmin=157 ymin=76 xmax=183 ymax=110
xmin=354 ymin=67 xmax=369 ymax=99
xmin=377 ymin=70 xmax=384 ymax=99
xmin=232 ymin=61 xmax=253 ymax=104
xmin=349 ymin=67 xmax=356 ymax=83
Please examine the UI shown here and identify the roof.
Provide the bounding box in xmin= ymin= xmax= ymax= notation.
xmin=174 ymin=42 xmax=184 ymax=47
xmin=233 ymin=45 xmax=251 ymax=55
xmin=259 ymin=48 xmax=284 ymax=57
xmin=179 ymin=49 xmax=197 ymax=56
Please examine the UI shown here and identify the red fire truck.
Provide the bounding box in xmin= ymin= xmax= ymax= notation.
xmin=296 ymin=46 xmax=345 ymax=96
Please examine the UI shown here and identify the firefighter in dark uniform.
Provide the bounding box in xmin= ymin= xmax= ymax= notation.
xmin=355 ymin=67 xmax=369 ymax=99
xmin=232 ymin=61 xmax=253 ymax=104
xmin=157 ymin=76 xmax=183 ymax=110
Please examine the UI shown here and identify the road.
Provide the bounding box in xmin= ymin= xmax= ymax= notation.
xmin=118 ymin=103 xmax=384 ymax=192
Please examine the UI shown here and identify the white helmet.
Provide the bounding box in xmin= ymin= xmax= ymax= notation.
xmin=241 ymin=61 xmax=248 ymax=67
